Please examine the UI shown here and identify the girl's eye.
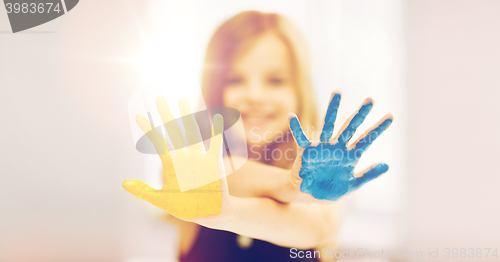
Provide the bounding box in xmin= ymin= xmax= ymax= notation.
xmin=226 ymin=77 xmax=243 ymax=85
xmin=268 ymin=77 xmax=286 ymax=86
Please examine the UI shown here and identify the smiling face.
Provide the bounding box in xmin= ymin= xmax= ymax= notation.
xmin=222 ymin=32 xmax=298 ymax=146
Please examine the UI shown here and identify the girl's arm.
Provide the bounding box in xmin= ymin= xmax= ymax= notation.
xmin=198 ymin=196 xmax=339 ymax=249
xmin=123 ymin=96 xmax=339 ymax=249
xmin=226 ymin=157 xmax=308 ymax=202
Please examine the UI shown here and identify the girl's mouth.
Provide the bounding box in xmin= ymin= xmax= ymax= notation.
xmin=242 ymin=114 xmax=274 ymax=128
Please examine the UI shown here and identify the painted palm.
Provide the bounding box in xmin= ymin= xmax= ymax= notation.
xmin=123 ymin=97 xmax=226 ymax=220
xmin=289 ymin=91 xmax=393 ymax=201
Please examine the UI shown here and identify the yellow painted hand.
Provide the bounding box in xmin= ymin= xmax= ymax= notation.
xmin=123 ymin=97 xmax=227 ymax=220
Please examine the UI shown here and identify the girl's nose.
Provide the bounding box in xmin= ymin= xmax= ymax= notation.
xmin=246 ymin=80 xmax=265 ymax=103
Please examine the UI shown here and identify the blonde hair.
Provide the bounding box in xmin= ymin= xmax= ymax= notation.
xmin=201 ymin=11 xmax=318 ymax=166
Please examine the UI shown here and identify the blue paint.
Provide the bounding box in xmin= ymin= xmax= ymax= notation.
xmin=350 ymin=163 xmax=389 ymax=189
xmin=299 ymin=141 xmax=390 ymax=200
xmin=289 ymin=116 xmax=311 ymax=148
xmin=352 ymin=117 xmax=393 ymax=156
xmin=291 ymin=96 xmax=393 ymax=201
xmin=320 ymin=92 xmax=341 ymax=142
xmin=338 ymin=99 xmax=373 ymax=144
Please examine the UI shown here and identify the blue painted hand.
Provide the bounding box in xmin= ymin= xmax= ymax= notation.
xmin=289 ymin=90 xmax=393 ymax=201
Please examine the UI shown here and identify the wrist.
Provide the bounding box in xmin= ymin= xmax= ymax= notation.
xmin=273 ymin=169 xmax=300 ymax=203
xmin=194 ymin=195 xmax=238 ymax=229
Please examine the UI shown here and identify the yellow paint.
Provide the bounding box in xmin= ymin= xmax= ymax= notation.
xmin=123 ymin=96 xmax=224 ymax=220
xmin=172 ymin=98 xmax=224 ymax=191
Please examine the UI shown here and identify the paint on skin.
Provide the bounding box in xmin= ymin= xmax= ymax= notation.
xmin=290 ymin=95 xmax=393 ymax=201
xmin=352 ymin=118 xmax=393 ymax=155
xmin=123 ymin=98 xmax=224 ymax=220
xmin=320 ymin=92 xmax=341 ymax=142
xmin=289 ymin=116 xmax=311 ymax=148
xmin=298 ymin=142 xmax=388 ymax=200
xmin=179 ymin=98 xmax=202 ymax=152
xmin=338 ymin=99 xmax=373 ymax=144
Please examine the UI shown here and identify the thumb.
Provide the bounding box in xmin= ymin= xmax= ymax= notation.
xmin=122 ymin=180 xmax=159 ymax=204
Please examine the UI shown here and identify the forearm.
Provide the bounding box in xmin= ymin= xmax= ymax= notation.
xmin=226 ymin=157 xmax=315 ymax=203
xmin=198 ymin=196 xmax=338 ymax=249
xmin=226 ymin=158 xmax=290 ymax=200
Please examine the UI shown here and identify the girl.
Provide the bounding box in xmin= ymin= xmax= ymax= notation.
xmin=124 ymin=11 xmax=393 ymax=262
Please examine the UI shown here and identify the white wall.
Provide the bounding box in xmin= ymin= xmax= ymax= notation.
xmin=405 ymin=0 xmax=500 ymax=259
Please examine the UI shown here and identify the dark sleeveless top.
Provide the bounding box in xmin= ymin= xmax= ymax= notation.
xmin=180 ymin=226 xmax=320 ymax=262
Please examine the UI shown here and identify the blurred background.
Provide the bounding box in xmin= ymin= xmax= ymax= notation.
xmin=0 ymin=0 xmax=499 ymax=261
